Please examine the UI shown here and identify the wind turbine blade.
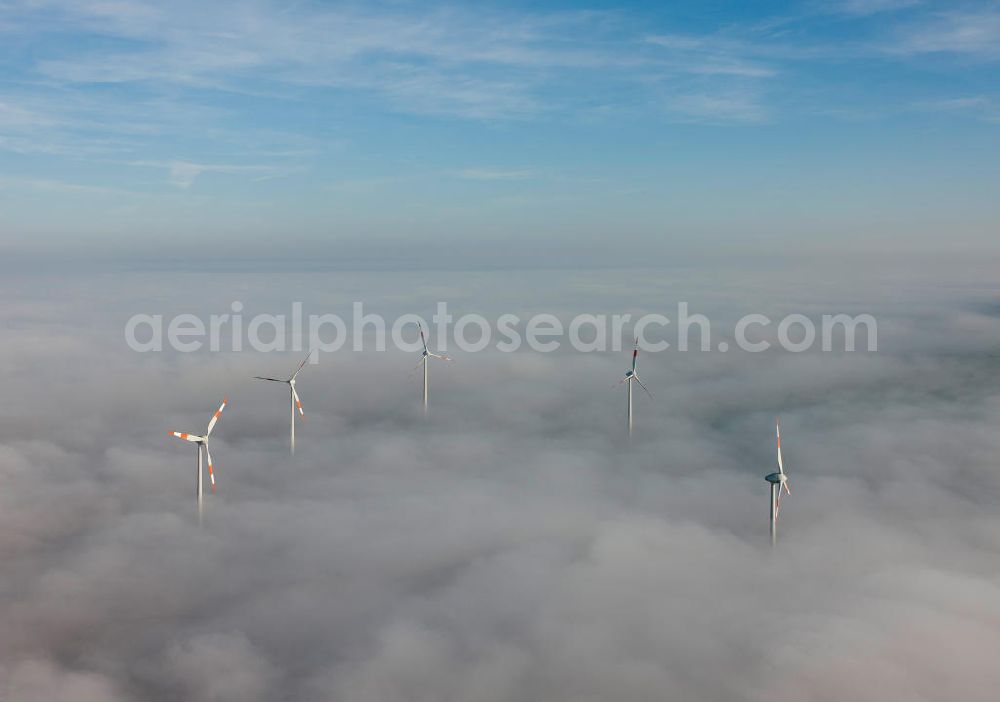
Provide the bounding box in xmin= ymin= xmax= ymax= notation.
xmin=169 ymin=431 xmax=202 ymax=443
xmin=291 ymin=351 xmax=313 ymax=380
xmin=419 ymin=324 xmax=428 ymax=353
xmin=253 ymin=376 xmax=286 ymax=383
xmin=204 ymin=444 xmax=216 ymax=493
xmin=408 ymin=357 xmax=426 ymax=378
xmin=429 ymin=352 xmax=453 ymax=362
xmin=206 ymin=397 xmax=228 ymax=437
xmin=783 ymin=481 xmax=791 ymax=496
xmin=632 ymin=337 xmax=638 ymax=372
xmin=776 ymin=417 xmax=785 ymax=476
xmin=291 ymin=386 xmax=305 ymax=419
xmin=634 ymin=375 xmax=653 ymax=400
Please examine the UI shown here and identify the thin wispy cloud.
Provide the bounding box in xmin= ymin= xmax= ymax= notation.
xmin=4 ymin=1 xmax=996 ymax=139
xmin=25 ymin=4 xmax=625 ymax=118
xmin=0 ymin=0 xmax=998 ymax=258
xmin=456 ymin=168 xmax=536 ymax=181
xmin=835 ymin=0 xmax=921 ymax=16
xmin=0 ymin=3 xmax=855 ymax=130
xmin=644 ymin=34 xmax=780 ymax=78
xmin=664 ymin=90 xmax=770 ymax=124
xmin=0 ymin=100 xmax=56 ymax=128
xmin=0 ymin=176 xmax=126 ymax=195
xmin=128 ymin=160 xmax=283 ymax=188
xmin=912 ymin=95 xmax=1000 ymax=123
xmin=887 ymin=8 xmax=1000 ymax=59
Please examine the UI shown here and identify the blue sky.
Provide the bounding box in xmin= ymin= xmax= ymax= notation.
xmin=1 ymin=0 xmax=998 ymax=266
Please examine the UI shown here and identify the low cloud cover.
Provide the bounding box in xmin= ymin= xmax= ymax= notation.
xmin=2 ymin=263 xmax=1000 ymax=700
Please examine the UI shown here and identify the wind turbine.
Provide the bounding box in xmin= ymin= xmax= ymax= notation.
xmin=765 ymin=417 xmax=791 ymax=546
xmin=613 ymin=337 xmax=652 ymax=436
xmin=414 ymin=323 xmax=451 ymax=412
xmin=169 ymin=397 xmax=227 ymax=520
xmin=253 ymin=352 xmax=311 ymax=454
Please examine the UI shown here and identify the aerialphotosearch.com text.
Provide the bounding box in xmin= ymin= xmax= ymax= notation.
xmin=124 ymin=302 xmax=878 ymax=357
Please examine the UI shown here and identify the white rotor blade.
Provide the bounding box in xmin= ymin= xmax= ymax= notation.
xmin=612 ymin=375 xmax=629 ymax=390
xmin=631 ymin=337 xmax=638 ymax=372
xmin=291 ymin=385 xmax=305 ymax=419
xmin=206 ymin=397 xmax=228 ymax=437
xmin=776 ymin=418 xmax=785 ymax=476
xmin=419 ymin=324 xmax=428 ymax=353
xmin=169 ymin=431 xmax=202 ymax=443
xmin=291 ymin=351 xmax=313 ymax=380
xmin=253 ymin=376 xmax=286 ymax=383
xmin=776 ymin=418 xmax=790 ymax=495
xmin=204 ymin=443 xmax=216 ymax=492
xmin=634 ymin=374 xmax=653 ymax=400
xmin=429 ymin=352 xmax=452 ymax=362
